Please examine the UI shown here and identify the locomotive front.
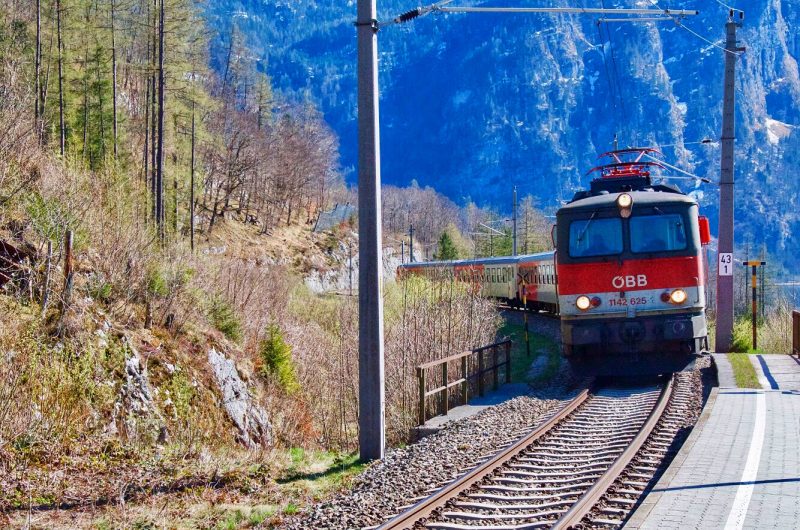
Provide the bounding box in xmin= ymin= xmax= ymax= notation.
xmin=556 ymin=151 xmax=709 ymax=374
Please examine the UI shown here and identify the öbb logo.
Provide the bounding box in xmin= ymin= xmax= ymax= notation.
xmin=612 ymin=275 xmax=648 ymax=289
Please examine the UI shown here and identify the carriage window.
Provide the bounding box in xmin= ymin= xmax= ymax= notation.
xmin=630 ymin=214 xmax=687 ymax=253
xmin=569 ymin=218 xmax=623 ymax=257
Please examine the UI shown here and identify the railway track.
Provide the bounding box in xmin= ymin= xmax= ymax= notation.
xmin=379 ymin=377 xmax=676 ymax=530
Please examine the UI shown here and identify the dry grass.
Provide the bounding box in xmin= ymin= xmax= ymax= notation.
xmin=1 ymin=447 xmax=365 ymax=529
xmin=730 ymin=300 xmax=793 ymax=354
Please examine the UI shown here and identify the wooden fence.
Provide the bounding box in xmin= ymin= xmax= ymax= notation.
xmin=793 ymin=310 xmax=800 ymax=356
xmin=416 ymin=340 xmax=512 ymax=426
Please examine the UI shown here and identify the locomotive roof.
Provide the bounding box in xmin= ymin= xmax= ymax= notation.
xmin=558 ymin=189 xmax=697 ymax=214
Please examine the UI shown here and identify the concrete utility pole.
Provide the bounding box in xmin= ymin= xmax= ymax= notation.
xmin=512 ymin=186 xmax=518 ymax=256
xmin=715 ymin=12 xmax=744 ymax=353
xmin=409 ymin=223 xmax=415 ymax=263
xmin=356 ymin=0 xmax=385 ymax=461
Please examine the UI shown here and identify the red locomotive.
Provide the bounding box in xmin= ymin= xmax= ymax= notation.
xmin=397 ymin=148 xmax=711 ymax=373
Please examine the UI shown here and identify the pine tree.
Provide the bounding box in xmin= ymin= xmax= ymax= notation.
xmin=435 ymin=230 xmax=459 ymax=261
xmin=259 ymin=323 xmax=299 ymax=394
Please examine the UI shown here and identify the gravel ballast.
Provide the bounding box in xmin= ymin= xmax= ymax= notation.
xmin=285 ymin=393 xmax=566 ymax=529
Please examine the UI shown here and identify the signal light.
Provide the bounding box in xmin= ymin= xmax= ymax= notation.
xmin=591 ymin=296 xmax=602 ymax=307
xmin=576 ymin=296 xmax=591 ymax=311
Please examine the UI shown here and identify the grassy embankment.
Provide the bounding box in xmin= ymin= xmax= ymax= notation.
xmin=498 ymin=318 xmax=561 ymax=385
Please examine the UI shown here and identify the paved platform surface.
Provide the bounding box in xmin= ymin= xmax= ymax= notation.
xmin=750 ymin=354 xmax=800 ymax=391
xmin=627 ymin=354 xmax=800 ymax=529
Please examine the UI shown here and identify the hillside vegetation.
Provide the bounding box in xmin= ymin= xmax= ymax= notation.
xmin=0 ymin=1 xmax=514 ymax=527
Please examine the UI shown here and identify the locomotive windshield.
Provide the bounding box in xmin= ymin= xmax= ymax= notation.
xmin=630 ymin=214 xmax=687 ymax=253
xmin=569 ymin=218 xmax=623 ymax=257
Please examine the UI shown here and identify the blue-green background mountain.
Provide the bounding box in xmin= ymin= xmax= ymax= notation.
xmin=203 ymin=0 xmax=800 ymax=271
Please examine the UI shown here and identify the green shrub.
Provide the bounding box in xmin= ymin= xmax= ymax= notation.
xmin=208 ymin=295 xmax=242 ymax=342
xmin=732 ymin=317 xmax=755 ymax=353
xmin=87 ymin=273 xmax=113 ymax=302
xmin=25 ymin=192 xmax=85 ymax=247
xmin=167 ymin=369 xmax=195 ymax=419
xmin=259 ymin=323 xmax=299 ymax=394
xmin=146 ymin=266 xmax=170 ymax=298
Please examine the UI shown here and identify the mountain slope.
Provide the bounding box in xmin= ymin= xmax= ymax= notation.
xmin=203 ymin=0 xmax=800 ymax=270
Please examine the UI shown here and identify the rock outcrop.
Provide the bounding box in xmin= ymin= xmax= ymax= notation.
xmin=110 ymin=337 xmax=165 ymax=442
xmin=207 ymin=347 xmax=272 ymax=448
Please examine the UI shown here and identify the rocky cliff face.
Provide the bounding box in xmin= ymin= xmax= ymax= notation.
xmin=204 ymin=0 xmax=800 ymax=270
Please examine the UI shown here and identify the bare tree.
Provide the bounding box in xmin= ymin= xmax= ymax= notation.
xmin=110 ymin=0 xmax=118 ymax=159
xmin=56 ymin=0 xmax=65 ymax=156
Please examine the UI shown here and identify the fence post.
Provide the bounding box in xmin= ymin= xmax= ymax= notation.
xmin=442 ymin=362 xmax=449 ymax=415
xmin=461 ymin=355 xmax=469 ymax=405
xmin=505 ymin=341 xmax=512 ymax=383
xmin=793 ymin=310 xmax=800 ymax=356
xmin=40 ymin=240 xmax=52 ymax=318
xmin=493 ymin=345 xmax=499 ymax=391
xmin=56 ymin=230 xmax=74 ymax=336
xmin=478 ymin=350 xmax=485 ymax=397
xmin=417 ymin=366 xmax=426 ymax=426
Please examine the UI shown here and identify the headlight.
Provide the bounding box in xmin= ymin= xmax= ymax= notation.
xmin=617 ymin=193 xmax=633 ymax=208
xmin=576 ymin=295 xmax=591 ymax=310
xmin=669 ymin=289 xmax=687 ymax=304
xmin=617 ymin=193 xmax=633 ymax=218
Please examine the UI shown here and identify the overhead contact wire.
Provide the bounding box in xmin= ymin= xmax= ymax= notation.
xmin=648 ymin=0 xmax=744 ymax=57
xmin=602 ymin=7 xmax=629 ymax=138
xmin=596 ymin=20 xmax=620 ymax=137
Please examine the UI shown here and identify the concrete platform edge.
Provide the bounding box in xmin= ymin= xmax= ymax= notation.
xmin=624 ymin=385 xmax=721 ymax=528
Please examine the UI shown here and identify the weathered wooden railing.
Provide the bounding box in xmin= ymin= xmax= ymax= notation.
xmin=793 ymin=310 xmax=800 ymax=356
xmin=416 ymin=340 xmax=512 ymax=426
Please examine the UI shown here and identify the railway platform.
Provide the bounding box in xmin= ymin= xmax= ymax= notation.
xmin=626 ymin=353 xmax=800 ymax=529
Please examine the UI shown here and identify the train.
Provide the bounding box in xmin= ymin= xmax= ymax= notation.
xmin=397 ymin=148 xmax=711 ymax=374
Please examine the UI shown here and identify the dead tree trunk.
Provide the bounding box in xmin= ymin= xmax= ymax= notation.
xmin=56 ymin=0 xmax=66 ymax=157
xmin=40 ymin=18 xmax=53 ymax=143
xmin=155 ymin=0 xmax=166 ymax=240
xmin=190 ymin=102 xmax=196 ymax=251
xmin=149 ymin=0 xmax=157 ymax=223
xmin=110 ymin=0 xmax=118 ymax=159
xmin=35 ymin=0 xmax=41 ymax=138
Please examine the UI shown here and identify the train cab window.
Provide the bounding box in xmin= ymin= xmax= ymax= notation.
xmin=630 ymin=214 xmax=687 ymax=253
xmin=569 ymin=218 xmax=623 ymax=257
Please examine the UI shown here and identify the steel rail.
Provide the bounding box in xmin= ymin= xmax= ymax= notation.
xmin=552 ymin=375 xmax=675 ymax=529
xmin=378 ymin=388 xmax=591 ymax=530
